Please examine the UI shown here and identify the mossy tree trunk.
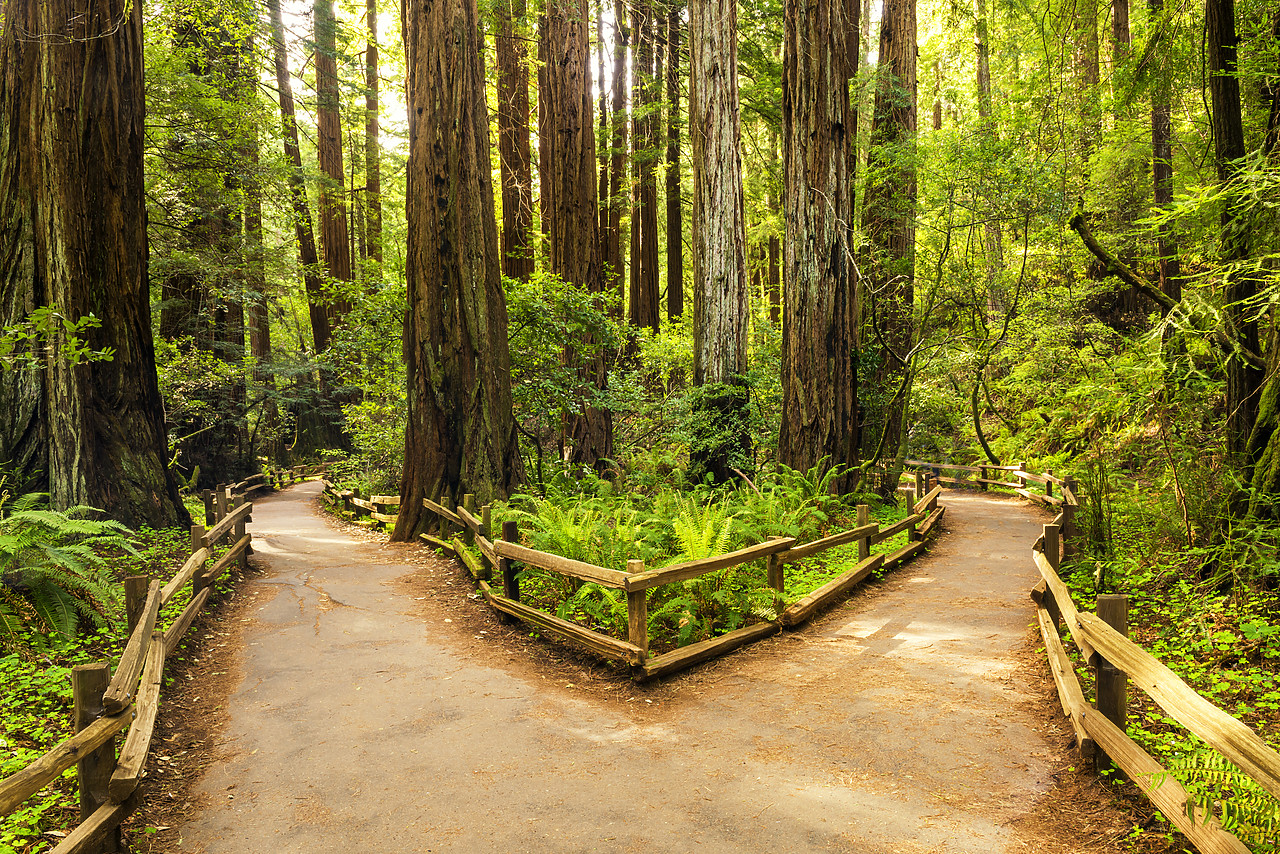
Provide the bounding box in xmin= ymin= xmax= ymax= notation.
xmin=0 ymin=0 xmax=188 ymax=527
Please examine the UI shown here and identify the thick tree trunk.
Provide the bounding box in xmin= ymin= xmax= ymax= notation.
xmin=365 ymin=0 xmax=382 ymax=267
xmin=975 ymin=0 xmax=1003 ymax=282
xmin=245 ymin=134 xmax=282 ymax=464
xmin=630 ymin=0 xmax=661 ymax=335
xmin=666 ymin=4 xmax=685 ymax=321
xmin=0 ymin=0 xmax=188 ymax=526
xmin=861 ymin=0 xmax=916 ymax=477
xmin=498 ymin=0 xmax=534 ymax=282
xmin=689 ymin=0 xmax=751 ymax=483
xmin=543 ymin=0 xmax=614 ymax=467
xmin=779 ymin=0 xmax=859 ymax=492
xmin=395 ymin=0 xmax=524 ymax=540
xmin=316 ymin=0 xmax=353 ymax=321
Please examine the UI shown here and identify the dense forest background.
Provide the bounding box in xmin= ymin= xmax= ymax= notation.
xmin=3 ymin=0 xmax=1280 ymax=845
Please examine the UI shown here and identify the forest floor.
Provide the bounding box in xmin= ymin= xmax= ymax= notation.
xmin=123 ymin=482 xmax=1172 ymax=853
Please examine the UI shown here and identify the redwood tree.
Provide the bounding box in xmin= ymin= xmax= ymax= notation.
xmin=0 ymin=0 xmax=187 ymax=526
xmin=497 ymin=0 xmax=534 ymax=282
xmin=395 ymin=0 xmax=523 ymax=539
xmin=779 ymin=0 xmax=858 ymax=490
xmin=542 ymin=0 xmax=614 ymax=466
xmin=689 ymin=0 xmax=751 ymax=481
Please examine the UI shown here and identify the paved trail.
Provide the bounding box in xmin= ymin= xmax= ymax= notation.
xmin=177 ymin=483 xmax=1117 ymax=853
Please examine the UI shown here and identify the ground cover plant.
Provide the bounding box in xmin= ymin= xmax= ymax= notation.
xmin=0 ymin=494 xmax=242 ymax=853
xmin=460 ymin=460 xmax=915 ymax=654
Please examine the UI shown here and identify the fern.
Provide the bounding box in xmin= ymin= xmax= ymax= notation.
xmin=1161 ymin=745 xmax=1280 ymax=852
xmin=0 ymin=493 xmax=134 ymax=648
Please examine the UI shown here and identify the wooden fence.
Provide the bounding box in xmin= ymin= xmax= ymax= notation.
xmin=0 ymin=467 xmax=309 ymax=854
xmin=1028 ymin=483 xmax=1279 ymax=853
xmin=326 ymin=480 xmax=946 ymax=680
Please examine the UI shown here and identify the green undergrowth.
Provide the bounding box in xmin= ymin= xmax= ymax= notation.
xmin=449 ymin=463 xmax=920 ymax=654
xmin=1 ymin=519 xmax=239 ymax=853
xmin=1056 ymin=525 xmax=1280 ymax=851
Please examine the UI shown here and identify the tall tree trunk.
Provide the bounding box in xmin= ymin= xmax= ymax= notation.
xmin=861 ymin=0 xmax=916 ymax=478
xmin=0 ymin=0 xmax=188 ymax=526
xmin=689 ymin=0 xmax=751 ymax=483
xmin=245 ymin=131 xmax=282 ymax=464
xmin=543 ymin=0 xmax=614 ymax=466
xmin=666 ymin=3 xmax=685 ymax=320
xmin=498 ymin=0 xmax=534 ymax=282
xmin=1076 ymin=0 xmax=1100 ymax=189
xmin=630 ymin=0 xmax=661 ymax=335
xmin=268 ymin=0 xmax=331 ymax=356
xmin=365 ymin=0 xmax=382 ymax=267
xmin=1207 ymin=0 xmax=1258 ymax=465
xmin=316 ymin=0 xmax=353 ymax=320
xmin=606 ymin=0 xmax=629 ymax=309
xmin=1111 ymin=0 xmax=1130 ymax=62
xmin=779 ymin=0 xmax=858 ymax=491
xmin=396 ymin=0 xmax=524 ymax=539
xmin=975 ymin=0 xmax=1003 ymax=283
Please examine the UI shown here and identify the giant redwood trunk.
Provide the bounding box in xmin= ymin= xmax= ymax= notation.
xmin=0 ymin=0 xmax=188 ymax=527
xmin=395 ymin=0 xmax=523 ymax=540
xmin=689 ymin=0 xmax=751 ymax=482
xmin=542 ymin=0 xmax=614 ymax=467
xmin=606 ymin=0 xmax=629 ymax=308
xmin=779 ymin=0 xmax=859 ymax=492
xmin=861 ymin=0 xmax=916 ymax=478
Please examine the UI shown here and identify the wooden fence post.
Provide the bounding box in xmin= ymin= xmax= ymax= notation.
xmin=914 ymin=471 xmax=925 ymax=503
xmin=627 ymin=560 xmax=649 ymax=663
xmin=1045 ymin=469 xmax=1054 ymax=498
xmin=979 ymin=465 xmax=988 ymax=491
xmin=1016 ymin=462 xmax=1027 ymax=490
xmin=201 ymin=489 xmax=214 ymax=526
xmin=124 ymin=576 xmax=150 ymax=634
xmin=857 ymin=505 xmax=870 ymax=561
xmin=481 ymin=504 xmax=492 ymax=541
xmin=73 ymin=663 xmax=119 ymax=854
xmin=501 ymin=520 xmax=520 ymax=603
xmin=462 ymin=494 xmax=476 ymax=546
xmin=1095 ymin=594 xmax=1130 ymax=773
xmin=234 ymin=502 xmax=249 ymax=570
xmin=1062 ymin=476 xmax=1078 ymax=560
xmin=1044 ymin=523 xmax=1061 ymax=573
xmin=216 ymin=486 xmax=230 ymax=522
xmin=766 ymin=547 xmax=785 ymax=616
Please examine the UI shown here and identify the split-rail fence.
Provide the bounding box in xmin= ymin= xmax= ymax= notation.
xmin=0 ymin=466 xmax=311 ymax=854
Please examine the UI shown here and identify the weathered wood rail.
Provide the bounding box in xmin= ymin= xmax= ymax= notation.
xmin=320 ymin=482 xmax=401 ymax=528
xmin=0 ymin=466 xmax=313 ymax=853
xmin=356 ymin=480 xmax=946 ymax=680
xmin=1029 ymin=484 xmax=1277 ymax=854
xmin=902 ymin=458 xmax=1075 ymax=512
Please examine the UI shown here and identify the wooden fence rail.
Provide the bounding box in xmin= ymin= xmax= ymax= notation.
xmin=0 ymin=465 xmax=317 ymax=853
xmin=1029 ymin=486 xmax=1274 ymax=854
xmin=369 ymin=477 xmax=948 ymax=680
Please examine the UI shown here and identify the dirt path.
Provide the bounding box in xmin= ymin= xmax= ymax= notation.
xmin=169 ymin=483 xmax=1143 ymax=853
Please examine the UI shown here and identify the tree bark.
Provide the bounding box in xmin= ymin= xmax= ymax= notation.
xmin=365 ymin=0 xmax=382 ymax=267
xmin=861 ymin=0 xmax=916 ymax=477
xmin=498 ymin=0 xmax=534 ymax=282
xmin=666 ymin=3 xmax=685 ymax=321
xmin=268 ymin=0 xmax=331 ymax=356
xmin=779 ymin=0 xmax=859 ymax=491
xmin=689 ymin=0 xmax=751 ymax=483
xmin=316 ymin=0 xmax=353 ymax=320
xmin=0 ymin=0 xmax=188 ymax=526
xmin=1149 ymin=0 xmax=1180 ymax=301
xmin=606 ymin=0 xmax=629 ymax=309
xmin=630 ymin=0 xmax=661 ymax=335
xmin=395 ymin=0 xmax=524 ymax=539
xmin=542 ymin=0 xmax=614 ymax=467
